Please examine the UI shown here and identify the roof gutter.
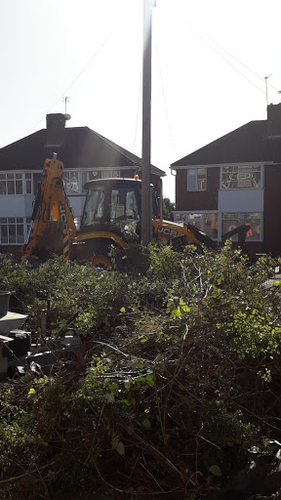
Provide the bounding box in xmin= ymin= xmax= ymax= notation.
xmin=170 ymin=161 xmax=276 ymax=170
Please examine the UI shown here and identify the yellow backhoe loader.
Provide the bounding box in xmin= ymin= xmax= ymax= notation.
xmin=21 ymin=156 xmax=76 ymax=262
xmin=21 ymin=156 xmax=218 ymax=266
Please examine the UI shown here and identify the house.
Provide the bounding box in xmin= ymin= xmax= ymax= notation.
xmin=171 ymin=103 xmax=281 ymax=257
xmin=0 ymin=113 xmax=165 ymax=255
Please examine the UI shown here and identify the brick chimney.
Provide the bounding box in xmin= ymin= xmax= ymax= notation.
xmin=45 ymin=113 xmax=70 ymax=148
xmin=267 ymin=103 xmax=281 ymax=139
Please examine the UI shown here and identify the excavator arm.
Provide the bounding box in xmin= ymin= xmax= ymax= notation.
xmin=22 ymin=157 xmax=76 ymax=262
xmin=152 ymin=219 xmax=218 ymax=251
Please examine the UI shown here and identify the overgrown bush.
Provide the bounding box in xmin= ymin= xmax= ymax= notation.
xmin=0 ymin=246 xmax=280 ymax=499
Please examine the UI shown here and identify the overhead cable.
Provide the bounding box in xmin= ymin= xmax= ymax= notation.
xmin=156 ymin=42 xmax=174 ymax=149
xmin=197 ymin=31 xmax=277 ymax=103
xmin=31 ymin=31 xmax=114 ymax=131
xmin=200 ymin=31 xmax=279 ymax=93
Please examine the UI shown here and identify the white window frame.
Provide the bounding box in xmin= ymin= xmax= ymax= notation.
xmin=220 ymin=164 xmax=263 ymax=190
xmin=25 ymin=173 xmax=32 ymax=194
xmin=221 ymin=212 xmax=263 ymax=242
xmin=63 ymin=170 xmax=79 ymax=195
xmin=0 ymin=217 xmax=26 ymax=245
xmin=25 ymin=217 xmax=32 ymax=243
xmin=81 ymin=169 xmax=121 ymax=193
xmin=0 ymin=173 xmax=24 ymax=195
xmin=0 ymin=172 xmax=45 ymax=196
xmin=101 ymin=169 xmax=121 ymax=179
xmin=82 ymin=171 xmax=101 ymax=193
xmin=187 ymin=168 xmax=207 ymax=191
xmin=173 ymin=210 xmax=263 ymax=243
xmin=173 ymin=210 xmax=218 ymax=240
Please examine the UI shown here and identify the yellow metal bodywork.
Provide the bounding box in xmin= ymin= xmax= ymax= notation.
xmin=22 ymin=158 xmax=76 ymax=261
xmin=74 ymin=230 xmax=126 ymax=266
xmin=22 ymin=159 xmax=216 ymax=265
xmin=153 ymin=219 xmax=198 ymax=244
xmin=152 ymin=219 xmax=216 ymax=250
xmin=75 ymin=219 xmax=216 ymax=265
xmin=75 ymin=231 xmax=126 ymax=249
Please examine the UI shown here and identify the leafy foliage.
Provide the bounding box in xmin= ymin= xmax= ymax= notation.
xmin=162 ymin=196 xmax=175 ymax=221
xmin=0 ymin=246 xmax=280 ymax=499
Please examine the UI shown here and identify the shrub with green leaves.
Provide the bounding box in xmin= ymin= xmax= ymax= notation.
xmin=0 ymin=247 xmax=280 ymax=499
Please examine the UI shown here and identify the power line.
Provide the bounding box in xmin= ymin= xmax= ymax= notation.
xmin=156 ymin=42 xmax=173 ymax=150
xmin=133 ymin=68 xmax=142 ymax=152
xmin=197 ymin=32 xmax=277 ymax=103
xmin=31 ymin=31 xmax=114 ymax=131
xmin=199 ymin=31 xmax=279 ymax=94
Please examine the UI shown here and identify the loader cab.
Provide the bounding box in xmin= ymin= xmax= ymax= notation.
xmin=80 ymin=178 xmax=157 ymax=242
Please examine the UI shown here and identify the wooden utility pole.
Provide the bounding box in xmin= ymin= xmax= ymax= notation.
xmin=141 ymin=0 xmax=155 ymax=244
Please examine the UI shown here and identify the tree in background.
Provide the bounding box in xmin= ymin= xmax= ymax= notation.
xmin=162 ymin=196 xmax=175 ymax=221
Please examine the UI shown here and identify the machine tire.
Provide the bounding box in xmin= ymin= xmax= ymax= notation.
xmin=90 ymin=254 xmax=112 ymax=268
xmin=84 ymin=240 xmax=115 ymax=269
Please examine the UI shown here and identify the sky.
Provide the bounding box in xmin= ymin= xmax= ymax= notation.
xmin=1 ymin=0 xmax=281 ymax=201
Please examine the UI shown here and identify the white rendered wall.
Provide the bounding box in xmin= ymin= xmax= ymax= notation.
xmin=218 ymin=189 xmax=264 ymax=213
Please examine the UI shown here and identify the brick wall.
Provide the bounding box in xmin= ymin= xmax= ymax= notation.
xmin=176 ymin=167 xmax=220 ymax=211
xmin=263 ymin=164 xmax=281 ymax=255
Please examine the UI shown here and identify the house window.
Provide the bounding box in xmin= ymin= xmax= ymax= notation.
xmin=81 ymin=170 xmax=120 ymax=193
xmin=0 ymin=217 xmax=24 ymax=244
xmin=63 ymin=171 xmax=79 ymax=194
xmin=187 ymin=168 xmax=207 ymax=191
xmin=23 ymin=172 xmax=44 ymax=195
xmin=0 ymin=174 xmax=23 ymax=195
xmin=101 ymin=170 xmax=120 ymax=179
xmin=221 ymin=165 xmax=261 ymax=189
xmin=0 ymin=175 xmax=6 ymax=195
xmin=33 ymin=173 xmax=42 ymax=195
xmin=173 ymin=212 xmax=218 ymax=240
xmin=25 ymin=173 xmax=32 ymax=194
xmin=82 ymin=171 xmax=101 ymax=193
xmin=222 ymin=212 xmax=262 ymax=241
xmin=26 ymin=218 xmax=32 ymax=240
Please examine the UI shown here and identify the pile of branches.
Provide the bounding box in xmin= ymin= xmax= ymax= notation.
xmin=0 ymin=246 xmax=281 ymax=498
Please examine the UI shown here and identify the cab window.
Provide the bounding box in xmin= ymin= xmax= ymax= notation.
xmin=82 ymin=186 xmax=104 ymax=226
xmin=110 ymin=189 xmax=140 ymax=222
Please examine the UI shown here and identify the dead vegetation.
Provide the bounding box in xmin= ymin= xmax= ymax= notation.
xmin=0 ymin=244 xmax=281 ymax=499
